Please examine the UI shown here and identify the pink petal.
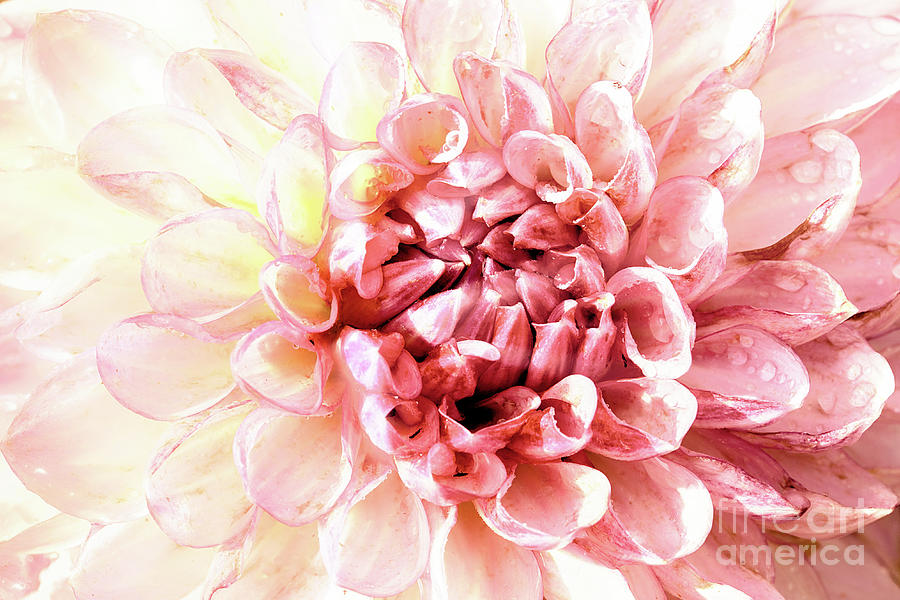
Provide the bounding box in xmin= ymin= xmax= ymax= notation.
xmin=23 ymin=10 xmax=171 ymax=148
xmin=554 ymin=191 xmax=628 ymax=275
xmin=419 ymin=339 xmax=500 ymax=401
xmin=338 ymin=328 xmax=422 ymax=400
xmin=319 ymin=42 xmax=406 ymax=149
xmin=305 ymin=0 xmax=405 ymax=63
xmin=395 ymin=444 xmax=507 ymax=506
xmin=427 ymin=503 xmax=542 ymax=600
xmin=524 ymin=315 xmax=579 ymax=392
xmin=426 ymin=150 xmax=507 ymax=197
xmin=747 ymin=325 xmax=895 ymax=451
xmin=636 ymin=0 xmax=776 ymax=126
xmin=588 ymin=377 xmax=697 ymax=461
xmin=476 ymin=303 xmax=533 ymax=393
xmin=656 ymin=83 xmax=764 ymax=202
xmin=628 ymin=176 xmax=727 ymax=304
xmin=70 ymin=517 xmax=215 ymax=600
xmin=478 ymin=223 xmax=532 ymax=268
xmin=97 ymin=314 xmax=236 ymax=421
xmin=509 ymin=375 xmax=598 ymax=461
xmin=473 ymin=176 xmax=540 ymax=226
xmin=694 ymin=259 xmax=856 ymax=346
xmin=851 ymin=93 xmax=900 ymax=209
xmin=539 ymin=545 xmax=650 ymax=600
xmin=515 ymin=270 xmax=569 ymax=324
xmin=869 ymin=330 xmax=900 ymax=412
xmin=508 ymin=203 xmax=580 ymax=251
xmin=808 ymin=534 xmax=900 ymax=599
xmin=606 ymin=267 xmax=695 ymax=379
xmin=377 ymin=93 xmax=469 ymax=176
xmin=146 ymin=406 xmax=255 ymax=548
xmin=724 ymin=129 xmax=861 ymax=255
xmin=77 ymin=105 xmax=253 ymax=210
xmin=444 ymin=386 xmax=541 ymax=453
xmin=545 ymin=0 xmax=652 ymax=122
xmin=679 ymin=326 xmax=809 ymax=429
xmin=257 ymin=115 xmax=332 ymax=256
xmin=258 ymin=257 xmax=336 ymax=333
xmin=751 ymin=15 xmax=900 ymax=137
xmin=475 ymin=462 xmax=610 ymax=550
xmin=396 ymin=185 xmax=467 ymax=243
xmin=383 ymin=289 xmax=466 ymax=356
xmin=318 ymin=473 xmax=428 ymax=596
xmin=539 ymin=246 xmax=608 ymax=298
xmin=328 ymin=149 xmax=414 ymax=219
xmin=578 ymin=455 xmax=713 ymax=565
xmin=358 ymin=393 xmax=439 ymax=457
xmin=503 ymin=130 xmax=593 ymax=204
xmin=454 ymin=52 xmax=553 ymax=147
xmin=1 ymin=354 xmax=167 ymax=523
xmin=506 ymin=0 xmax=570 ymax=82
xmin=231 ymin=322 xmax=334 ymax=415
xmin=809 ymin=217 xmax=900 ymax=312
xmin=402 ymin=0 xmax=511 ymax=96
xmin=234 ymin=408 xmax=351 ymax=527
xmin=327 ymin=216 xmax=415 ymax=298
xmin=141 ymin=209 xmax=275 ymax=320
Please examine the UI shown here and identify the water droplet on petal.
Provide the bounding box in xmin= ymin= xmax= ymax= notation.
xmin=789 ymin=160 xmax=823 ymax=184
xmin=727 ymin=348 xmax=748 ymax=366
xmin=772 ymin=273 xmax=805 ymax=293
xmin=849 ymin=382 xmax=877 ymax=407
xmin=738 ymin=334 xmax=754 ymax=348
xmin=758 ymin=361 xmax=776 ymax=382
xmin=846 ymin=363 xmax=862 ymax=381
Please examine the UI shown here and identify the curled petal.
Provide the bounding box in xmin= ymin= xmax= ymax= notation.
xmin=97 ymin=314 xmax=236 ymax=421
xmin=478 ymin=223 xmax=532 ymax=268
xmin=656 ymin=83 xmax=764 ymax=202
xmin=1 ymin=354 xmax=167 ymax=523
xmin=629 ymin=176 xmax=727 ymax=304
xmin=328 ymin=149 xmax=414 ymax=219
xmin=588 ymin=378 xmax=697 ymax=461
xmin=555 ymin=190 xmax=628 ymax=274
xmin=419 ymin=339 xmax=500 ymax=401
xmin=259 ymin=258 xmax=336 ymax=333
xmin=383 ymin=288 xmax=466 ymax=356
xmin=869 ymin=330 xmax=900 ymax=412
xmin=679 ymin=326 xmax=809 ymax=429
xmin=746 ymin=325 xmax=895 ymax=451
xmin=377 ymin=93 xmax=470 ymax=178
xmin=508 ymin=203 xmax=580 ymax=251
xmin=396 ymin=444 xmax=507 ymax=506
xmin=539 ymin=246 xmax=607 ymax=298
xmin=141 ymin=208 xmax=275 ymax=320
xmin=694 ymin=259 xmax=856 ymax=345
xmin=809 ymin=217 xmax=900 ymax=312
xmin=77 ymin=105 xmax=252 ymax=210
xmin=515 ymin=270 xmax=569 ymax=324
xmin=503 ymin=131 xmax=592 ymax=204
xmin=340 ymin=258 xmax=446 ymax=328
xmin=24 ymin=10 xmax=171 ymax=147
xmin=572 ymin=295 xmax=619 ymax=382
xmin=473 ymin=177 xmax=540 ymax=227
xmin=319 ymin=42 xmax=406 ymax=149
xmin=851 ymin=93 xmax=900 ymax=209
xmin=359 ymin=393 xmax=439 ymax=457
xmin=397 ymin=184 xmax=467 ymax=243
xmin=607 ymin=267 xmax=694 ymax=379
xmin=574 ymin=81 xmax=647 ymax=182
xmin=578 ymin=455 xmax=713 ymax=566
xmin=319 ymin=473 xmax=429 ymax=597
xmin=476 ymin=303 xmax=533 ymax=393
xmin=751 ymin=15 xmax=900 ymax=137
xmin=402 ymin=0 xmax=510 ymax=96
xmin=725 ymin=129 xmax=861 ymax=255
xmin=257 ymin=115 xmax=332 ymax=255
xmin=426 ymin=150 xmax=507 ymax=197
xmin=539 ymin=545 xmax=653 ymax=600
xmin=445 ymin=386 xmax=541 ymax=453
xmin=338 ymin=328 xmax=422 ymax=400
xmin=475 ymin=462 xmax=610 ymax=550
xmin=428 ymin=503 xmax=542 ymax=600
xmin=328 ymin=216 xmax=414 ymax=298
xmin=524 ymin=316 xmax=579 ymax=392
xmin=454 ymin=52 xmax=553 ymax=147
xmin=231 ymin=322 xmax=332 ymax=415
xmin=509 ymin=375 xmax=598 ymax=461
xmin=234 ymin=408 xmax=351 ymax=527
xmin=545 ymin=0 xmax=652 ymax=120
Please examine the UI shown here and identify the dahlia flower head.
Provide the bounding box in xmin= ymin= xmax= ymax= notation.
xmin=1 ymin=0 xmax=899 ymax=598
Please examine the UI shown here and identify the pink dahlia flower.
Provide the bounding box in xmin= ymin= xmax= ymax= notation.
xmin=1 ymin=0 xmax=899 ymax=598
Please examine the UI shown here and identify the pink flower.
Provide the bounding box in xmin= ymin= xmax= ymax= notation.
xmin=1 ymin=0 xmax=899 ymax=598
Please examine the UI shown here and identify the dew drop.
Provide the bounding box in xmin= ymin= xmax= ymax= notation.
xmin=893 ymin=261 xmax=900 ymax=279
xmin=738 ymin=334 xmax=755 ymax=348
xmin=817 ymin=393 xmax=837 ymax=413
xmin=657 ymin=233 xmax=679 ymax=253
xmin=871 ymin=17 xmax=900 ymax=36
xmin=697 ymin=116 xmax=732 ymax=140
xmin=849 ymin=382 xmax=877 ymax=407
xmin=811 ymin=130 xmax=841 ymax=152
xmin=727 ymin=348 xmax=748 ymax=366
xmin=846 ymin=363 xmax=862 ymax=381
xmin=758 ymin=361 xmax=776 ymax=382
xmin=773 ymin=272 xmax=805 ymax=293
xmin=708 ymin=149 xmax=723 ymax=165
xmin=789 ymin=160 xmax=823 ymax=184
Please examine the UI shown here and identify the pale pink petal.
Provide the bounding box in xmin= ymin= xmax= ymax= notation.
xmin=578 ymin=455 xmax=713 ymax=565
xmin=318 ymin=473 xmax=428 ymax=597
xmin=359 ymin=393 xmax=439 ymax=457
xmin=1 ymin=353 xmax=167 ymax=523
xmin=851 ymin=94 xmax=900 ymax=209
xmin=419 ymin=339 xmax=500 ymax=401
xmin=383 ymin=289 xmax=466 ymax=356
xmin=258 ymin=258 xmax=337 ymax=333
xmin=628 ymin=176 xmax=727 ymax=304
xmin=147 ymin=406 xmax=255 ymax=548
xmin=869 ymin=330 xmax=900 ymax=412
xmin=606 ymin=267 xmax=695 ymax=379
xmin=809 ymin=534 xmax=900 ymax=599
xmin=427 ymin=503 xmax=542 ymax=600
xmin=763 ymin=448 xmax=898 ymax=538
xmin=23 ymin=10 xmax=171 ymax=148
xmin=747 ymin=325 xmax=895 ymax=451
xmin=328 ymin=218 xmax=414 ymax=298
xmin=319 ymin=42 xmax=406 ymax=149
xmin=141 ymin=208 xmax=275 ymax=320
xmin=305 ymin=0 xmax=405 ymax=63
xmin=395 ymin=444 xmax=508 ymax=506
xmin=442 ymin=386 xmax=539 ymax=453
xmin=788 ymin=0 xmax=900 ymax=18
xmin=588 ymin=377 xmax=697 ymax=461
xmin=97 ymin=314 xmax=235 ymax=421
xmin=396 ymin=185 xmax=467 ymax=243
xmin=503 ymin=130 xmax=593 ymax=204
xmin=508 ymin=203 xmax=580 ymax=251
xmin=402 ymin=0 xmax=510 ymax=96
xmin=377 ymin=93 xmax=470 ymax=176
xmin=234 ymin=408 xmax=350 ymax=527
xmin=809 ymin=217 xmax=900 ymax=312
xmin=70 ymin=517 xmax=216 ymax=600
xmin=338 ymin=328 xmax=422 ymax=400
xmin=656 ymin=84 xmax=764 ymax=202
xmin=507 ymin=0 xmax=571 ymax=82
xmin=679 ymin=326 xmax=809 ymax=429
xmin=257 ymin=115 xmax=332 ymax=255
xmin=454 ymin=52 xmax=553 ymax=147
xmin=694 ymin=259 xmax=856 ymax=345
xmin=328 ymin=149 xmax=414 ymax=219
xmin=475 ymin=462 xmax=610 ymax=550
xmin=426 ymin=150 xmax=507 ymax=197
xmin=724 ymin=129 xmax=861 ymax=255
xmin=539 ymin=545 xmax=646 ymax=600
xmin=77 ymin=105 xmax=254 ymax=211
xmin=752 ymin=15 xmax=900 ymax=137
xmin=473 ymin=177 xmax=540 ymax=227
xmin=524 ymin=315 xmax=579 ymax=391
xmin=545 ymin=0 xmax=652 ymax=122
xmin=636 ymin=0 xmax=776 ymax=126
xmin=476 ymin=303 xmax=533 ymax=393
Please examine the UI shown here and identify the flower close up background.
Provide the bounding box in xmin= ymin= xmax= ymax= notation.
xmin=0 ymin=0 xmax=899 ymax=598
